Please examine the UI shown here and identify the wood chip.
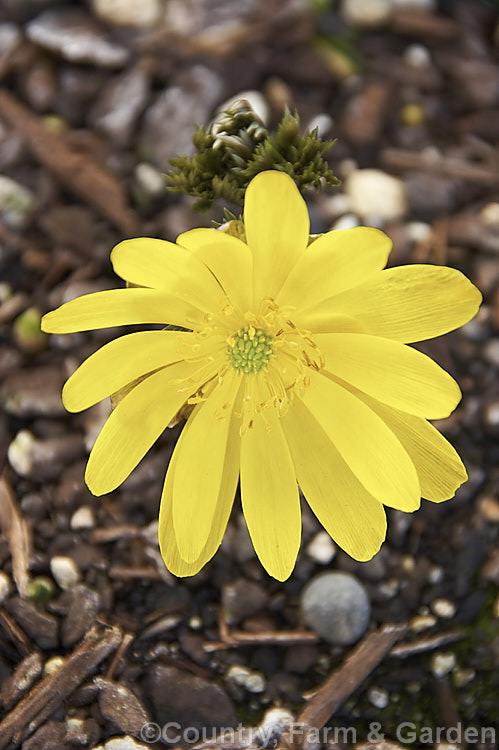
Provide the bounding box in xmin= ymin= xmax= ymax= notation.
xmin=389 ymin=630 xmax=463 ymax=658
xmin=0 ymin=474 xmax=31 ymax=597
xmin=0 ymin=89 xmax=141 ymax=236
xmin=0 ymin=624 xmax=121 ymax=747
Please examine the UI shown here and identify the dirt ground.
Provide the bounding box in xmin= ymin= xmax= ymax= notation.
xmin=0 ymin=1 xmax=498 ymax=749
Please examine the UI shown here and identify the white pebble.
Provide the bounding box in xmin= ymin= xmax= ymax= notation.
xmin=431 ymin=598 xmax=456 ymax=619
xmin=134 ymin=163 xmax=165 ymax=198
xmin=226 ymin=664 xmax=265 ymax=693
xmin=0 ymin=571 xmax=11 ymax=603
xmin=403 ymin=44 xmax=432 ymax=69
xmin=345 ymin=169 xmax=407 ymax=223
xmin=256 ymin=707 xmax=294 ymax=746
xmin=70 ymin=505 xmax=95 ymax=530
xmin=50 ymin=555 xmax=81 ymax=590
xmin=368 ymin=686 xmax=389 ymax=709
xmin=428 ymin=565 xmax=444 ymax=584
xmin=44 ymin=656 xmax=65 ymax=675
xmin=91 ymin=0 xmax=162 ymax=27
xmin=331 ymin=213 xmax=360 ymax=231
xmin=104 ymin=738 xmax=150 ymax=750
xmin=306 ymin=531 xmax=336 ymax=565
xmin=341 ymin=0 xmax=392 ymax=28
xmin=305 ymin=113 xmax=334 ymax=137
xmin=406 ymin=221 xmax=432 ymax=243
xmin=410 ymin=614 xmax=437 ymax=632
xmin=431 ymin=652 xmax=456 ymax=677
xmin=480 ymin=202 xmax=499 ymax=226
xmin=8 ymin=430 xmax=35 ymax=477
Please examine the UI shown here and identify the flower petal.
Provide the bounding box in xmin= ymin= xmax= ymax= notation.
xmin=172 ymin=372 xmax=242 ymax=562
xmin=177 ymin=228 xmax=253 ymax=311
xmin=282 ymin=397 xmax=386 ymax=561
xmin=301 ymin=370 xmax=421 ymax=511
xmin=298 ymin=265 xmax=482 ymax=343
xmin=111 ymin=237 xmax=224 ymax=311
xmin=85 ymin=359 xmax=216 ymax=496
xmin=277 ymin=227 xmax=391 ymax=312
xmin=41 ymin=288 xmax=204 ymax=333
xmin=159 ymin=385 xmax=241 ymax=576
xmin=240 ymin=382 xmax=301 ymax=581
xmin=350 ymin=389 xmax=468 ymax=502
xmin=316 ymin=332 xmax=461 ymax=419
xmin=244 ymin=171 xmax=309 ymax=302
xmin=62 ymin=330 xmax=224 ymax=413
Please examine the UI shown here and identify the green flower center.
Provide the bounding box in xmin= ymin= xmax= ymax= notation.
xmin=227 ymin=325 xmax=273 ymax=374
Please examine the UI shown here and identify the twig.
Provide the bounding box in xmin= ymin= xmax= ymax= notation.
xmin=286 ymin=623 xmax=408 ymax=745
xmin=0 ymin=624 xmax=121 ymax=747
xmin=381 ymin=147 xmax=499 ymax=185
xmin=0 ymin=474 xmax=31 ymax=597
xmin=105 ymin=632 xmax=134 ymax=681
xmin=0 ymin=89 xmax=141 ymax=236
xmin=204 ymin=630 xmax=318 ymax=652
xmin=390 ymin=630 xmax=463 ymax=658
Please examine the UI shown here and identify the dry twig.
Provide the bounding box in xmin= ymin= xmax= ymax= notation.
xmin=0 ymin=474 xmax=31 ymax=597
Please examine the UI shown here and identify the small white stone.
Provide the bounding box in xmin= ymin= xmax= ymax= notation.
xmin=305 ymin=112 xmax=334 ymax=137
xmin=368 ymin=686 xmax=389 ymax=709
xmin=44 ymin=656 xmax=65 ymax=675
xmin=226 ymin=664 xmax=265 ymax=693
xmin=403 ymin=44 xmax=432 ymax=70
xmin=401 ymin=555 xmax=415 ymax=572
xmin=8 ymin=430 xmax=35 ymax=477
xmin=50 ymin=555 xmax=81 ymax=590
xmin=345 ymin=169 xmax=407 ymax=223
xmin=70 ymin=505 xmax=95 ymax=530
xmin=104 ymin=738 xmax=150 ymax=750
xmin=0 ymin=176 xmax=34 ymax=230
xmin=218 ymin=90 xmax=269 ymax=125
xmin=431 ymin=598 xmax=457 ymax=619
xmin=91 ymin=0 xmax=162 ymax=27
xmin=331 ymin=213 xmax=360 ymax=230
xmin=341 ymin=0 xmax=392 ymax=28
xmin=256 ymin=707 xmax=294 ymax=746
xmin=188 ymin=615 xmax=202 ymax=630
xmin=134 ymin=163 xmax=165 ymax=198
xmin=306 ymin=531 xmax=336 ymax=565
xmin=410 ymin=614 xmax=437 ymax=632
xmin=406 ymin=221 xmax=432 ymax=243
xmin=428 ymin=565 xmax=444 ymax=584
xmin=0 ymin=571 xmax=11 ymax=603
xmin=431 ymin=651 xmax=456 ymax=677
xmin=377 ymin=578 xmax=399 ymax=599
xmin=480 ymin=202 xmax=499 ymax=226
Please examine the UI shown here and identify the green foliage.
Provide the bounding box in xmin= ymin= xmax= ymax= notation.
xmin=166 ymin=102 xmax=339 ymax=211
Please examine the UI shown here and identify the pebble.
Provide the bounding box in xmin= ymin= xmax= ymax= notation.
xmin=345 ymin=169 xmax=407 ymax=223
xmin=368 ymin=686 xmax=389 ymax=709
xmin=479 ymin=496 xmax=499 ymax=522
xmin=1 ymin=367 xmax=65 ymax=417
xmin=427 ymin=565 xmax=444 ymax=584
xmin=140 ymin=65 xmax=224 ymax=169
xmin=431 ymin=652 xmax=456 ymax=677
xmin=300 ymin=572 xmax=370 ymax=645
xmin=483 ymin=340 xmax=499 ymax=368
xmin=91 ymin=67 xmax=150 ymax=146
xmin=61 ymin=585 xmax=99 ymax=647
xmin=452 ymin=668 xmax=475 ymax=688
xmin=0 ymin=175 xmax=34 ymax=230
xmin=222 ymin=578 xmax=268 ymax=626
xmin=410 ymin=614 xmax=437 ymax=632
xmin=96 ymin=738 xmax=149 ymax=750
xmin=91 ymin=0 xmax=162 ymax=27
xmin=50 ymin=555 xmax=81 ymax=590
xmin=305 ymin=531 xmax=336 ymax=565
xmin=341 ymin=0 xmax=392 ymax=28
xmin=226 ymin=664 xmax=265 ymax=693
xmin=147 ymin=664 xmax=237 ymax=732
xmin=70 ymin=506 xmax=95 ymax=530
xmin=0 ymin=572 xmax=11 ymax=604
xmin=8 ymin=430 xmax=83 ymax=480
xmin=403 ymin=44 xmax=432 ymax=70
xmin=431 ymin=598 xmax=457 ymax=619
xmin=134 ymin=163 xmax=165 ymax=199
xmin=44 ymin=656 xmax=65 ymax=676
xmin=256 ymin=707 xmax=295 ymax=746
xmin=95 ymin=677 xmax=151 ymax=735
xmin=331 ymin=213 xmax=360 ymax=230
xmin=26 ymin=9 xmax=129 ymax=68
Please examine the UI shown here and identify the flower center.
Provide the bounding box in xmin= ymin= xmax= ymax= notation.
xmin=227 ymin=325 xmax=273 ymax=374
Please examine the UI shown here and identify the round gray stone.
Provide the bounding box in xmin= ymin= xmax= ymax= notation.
xmin=300 ymin=572 xmax=371 ymax=646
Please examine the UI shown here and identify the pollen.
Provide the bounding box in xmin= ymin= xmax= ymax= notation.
xmin=227 ymin=325 xmax=273 ymax=374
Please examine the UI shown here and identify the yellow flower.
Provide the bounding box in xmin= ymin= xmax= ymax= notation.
xmin=41 ymin=171 xmax=482 ymax=581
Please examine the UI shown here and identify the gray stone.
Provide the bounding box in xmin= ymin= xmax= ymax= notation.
xmin=147 ymin=664 xmax=237 ymax=733
xmin=27 ymin=9 xmax=129 ymax=68
xmin=300 ymin=572 xmax=370 ymax=645
xmin=222 ymin=578 xmax=268 ymax=625
xmin=140 ymin=66 xmax=223 ymax=168
xmin=0 ymin=176 xmax=34 ymax=230
xmin=91 ymin=67 xmax=150 ymax=146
